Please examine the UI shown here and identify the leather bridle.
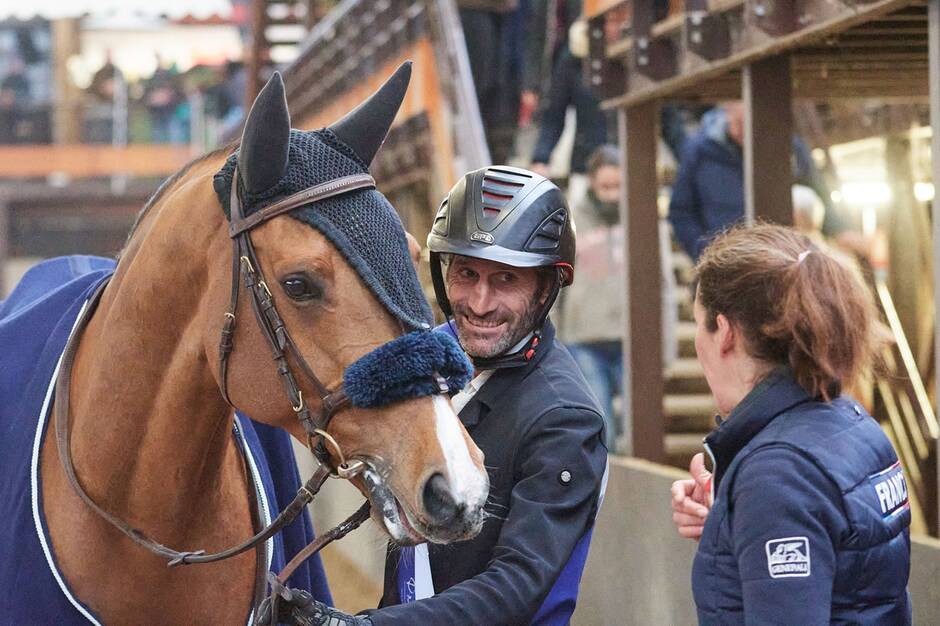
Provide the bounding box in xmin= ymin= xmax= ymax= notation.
xmin=52 ymin=168 xmax=392 ymax=618
xmin=220 ymin=167 xmax=377 ymax=477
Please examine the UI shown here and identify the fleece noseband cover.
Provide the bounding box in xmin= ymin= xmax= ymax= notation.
xmin=343 ymin=330 xmax=473 ymax=409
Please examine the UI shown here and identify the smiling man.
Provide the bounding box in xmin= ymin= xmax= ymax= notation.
xmin=263 ymin=166 xmax=608 ymax=626
xmin=371 ymin=165 xmax=609 ymax=625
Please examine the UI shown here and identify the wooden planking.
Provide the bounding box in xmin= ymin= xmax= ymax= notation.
xmin=0 ymin=144 xmax=194 ymax=178
xmin=598 ymin=0 xmax=920 ymax=108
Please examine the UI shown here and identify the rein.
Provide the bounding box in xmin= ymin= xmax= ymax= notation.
xmin=52 ymin=168 xmax=381 ymax=618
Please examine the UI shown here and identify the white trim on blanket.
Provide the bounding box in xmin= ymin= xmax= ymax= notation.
xmin=30 ymin=299 xmax=103 ymax=626
xmin=30 ymin=299 xmax=274 ymax=626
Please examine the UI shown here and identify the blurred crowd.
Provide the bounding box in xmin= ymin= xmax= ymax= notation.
xmin=0 ymin=21 xmax=245 ymax=147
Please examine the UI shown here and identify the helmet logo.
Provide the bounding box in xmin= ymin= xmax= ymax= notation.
xmin=470 ymin=231 xmax=495 ymax=244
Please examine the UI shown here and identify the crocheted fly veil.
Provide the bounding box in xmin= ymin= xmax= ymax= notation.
xmin=214 ymin=63 xmax=433 ymax=330
xmin=213 ymin=64 xmax=471 ymax=405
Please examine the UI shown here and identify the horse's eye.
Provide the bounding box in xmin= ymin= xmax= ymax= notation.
xmin=281 ymin=274 xmax=323 ymax=301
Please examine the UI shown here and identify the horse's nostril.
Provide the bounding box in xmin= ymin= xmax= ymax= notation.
xmin=422 ymin=473 xmax=460 ymax=525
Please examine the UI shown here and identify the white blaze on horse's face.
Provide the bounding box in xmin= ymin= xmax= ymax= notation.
xmin=432 ymin=395 xmax=489 ymax=510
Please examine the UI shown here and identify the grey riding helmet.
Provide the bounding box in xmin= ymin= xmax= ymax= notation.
xmin=428 ymin=165 xmax=576 ymax=368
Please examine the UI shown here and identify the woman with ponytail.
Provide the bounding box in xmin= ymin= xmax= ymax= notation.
xmin=670 ymin=224 xmax=911 ymax=625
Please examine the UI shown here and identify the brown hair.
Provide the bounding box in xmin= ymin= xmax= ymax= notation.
xmin=694 ymin=224 xmax=884 ymax=400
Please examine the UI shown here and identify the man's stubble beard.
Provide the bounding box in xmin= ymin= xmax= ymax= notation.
xmin=453 ymin=300 xmax=543 ymax=359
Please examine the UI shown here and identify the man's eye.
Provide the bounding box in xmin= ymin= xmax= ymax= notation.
xmin=281 ymin=274 xmax=323 ymax=301
xmin=458 ymin=268 xmax=476 ymax=279
xmin=497 ymin=273 xmax=515 ymax=283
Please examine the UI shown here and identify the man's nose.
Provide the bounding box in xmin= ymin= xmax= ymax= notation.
xmin=467 ymin=281 xmax=496 ymax=315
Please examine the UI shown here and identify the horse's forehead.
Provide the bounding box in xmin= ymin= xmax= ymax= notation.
xmin=213 ymin=129 xmax=434 ymax=331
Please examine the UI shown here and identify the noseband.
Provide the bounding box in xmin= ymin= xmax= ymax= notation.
xmin=52 ymin=168 xmax=429 ymax=619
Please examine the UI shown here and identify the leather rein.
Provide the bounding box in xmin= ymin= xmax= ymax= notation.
xmin=52 ymin=169 xmax=380 ymax=615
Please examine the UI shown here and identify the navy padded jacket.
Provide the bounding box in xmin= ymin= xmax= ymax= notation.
xmin=692 ymin=370 xmax=911 ymax=625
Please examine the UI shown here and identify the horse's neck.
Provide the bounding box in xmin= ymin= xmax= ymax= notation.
xmin=63 ymin=171 xmax=242 ymax=536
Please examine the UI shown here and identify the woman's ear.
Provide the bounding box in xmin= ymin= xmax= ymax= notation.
xmin=715 ymin=313 xmax=737 ymax=357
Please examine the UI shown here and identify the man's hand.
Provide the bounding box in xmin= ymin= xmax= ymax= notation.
xmin=257 ymin=587 xmax=373 ymax=626
xmin=519 ymin=90 xmax=539 ymax=126
xmin=670 ymin=452 xmax=712 ymax=540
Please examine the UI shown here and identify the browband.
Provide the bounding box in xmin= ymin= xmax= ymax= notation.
xmin=228 ymin=173 xmax=376 ymax=237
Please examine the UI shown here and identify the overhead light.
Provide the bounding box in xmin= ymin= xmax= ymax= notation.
xmin=914 ymin=182 xmax=935 ymax=203
xmin=840 ymin=182 xmax=891 ymax=205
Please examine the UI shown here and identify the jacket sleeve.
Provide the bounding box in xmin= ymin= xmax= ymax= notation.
xmin=730 ymin=445 xmax=846 ymax=626
xmin=667 ymin=141 xmax=708 ymax=260
xmin=369 ymin=406 xmax=607 ymax=626
xmin=523 ymin=0 xmax=549 ymax=93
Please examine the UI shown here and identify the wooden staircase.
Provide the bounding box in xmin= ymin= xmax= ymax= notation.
xmin=662 ymin=251 xmax=717 ymax=470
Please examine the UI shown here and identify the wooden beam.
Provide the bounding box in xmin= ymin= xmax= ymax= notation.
xmin=619 ymin=103 xmax=665 ymax=462
xmin=601 ymin=0 xmax=914 ymax=109
xmin=0 ymin=145 xmax=194 ymax=178
xmin=743 ymin=54 xmax=793 ymax=225
xmin=929 ymin=0 xmax=940 ymax=537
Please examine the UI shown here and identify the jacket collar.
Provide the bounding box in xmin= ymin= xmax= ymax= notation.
xmin=458 ymin=321 xmax=556 ymax=430
xmin=705 ymin=367 xmax=812 ymax=488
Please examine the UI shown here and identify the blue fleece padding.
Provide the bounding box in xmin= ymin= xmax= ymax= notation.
xmin=343 ymin=330 xmax=472 ymax=408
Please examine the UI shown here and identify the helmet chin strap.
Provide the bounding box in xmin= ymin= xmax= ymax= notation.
xmin=460 ymin=268 xmax=564 ymax=371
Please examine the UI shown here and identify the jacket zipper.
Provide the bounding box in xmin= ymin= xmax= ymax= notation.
xmin=703 ymin=439 xmax=717 ymax=506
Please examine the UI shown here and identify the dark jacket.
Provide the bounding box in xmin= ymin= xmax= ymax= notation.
xmin=668 ymin=109 xmax=837 ymax=260
xmin=373 ymin=321 xmax=608 ymax=625
xmin=667 ymin=109 xmax=745 ymax=261
xmin=693 ymin=370 xmax=912 ymax=625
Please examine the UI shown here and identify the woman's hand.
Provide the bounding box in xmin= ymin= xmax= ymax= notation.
xmin=671 ymin=453 xmax=712 ymax=540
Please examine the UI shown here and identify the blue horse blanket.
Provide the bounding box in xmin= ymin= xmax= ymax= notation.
xmin=0 ymin=256 xmax=331 ymax=624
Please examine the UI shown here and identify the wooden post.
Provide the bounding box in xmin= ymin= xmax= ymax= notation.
xmin=619 ymin=103 xmax=665 ymax=462
xmin=51 ymin=18 xmax=81 ymax=144
xmin=929 ymin=0 xmax=940 ymax=536
xmin=246 ymin=0 xmax=269 ymax=110
xmin=742 ymin=54 xmax=793 ymax=225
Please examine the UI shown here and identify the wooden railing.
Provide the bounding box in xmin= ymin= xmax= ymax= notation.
xmin=873 ymin=271 xmax=939 ymax=535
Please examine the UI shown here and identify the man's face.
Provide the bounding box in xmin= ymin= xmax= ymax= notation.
xmin=591 ymin=164 xmax=621 ymax=205
xmin=724 ymin=101 xmax=745 ymax=146
xmin=445 ymin=255 xmax=544 ymax=359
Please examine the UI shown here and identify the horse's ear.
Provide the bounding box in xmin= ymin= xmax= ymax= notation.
xmin=328 ymin=61 xmax=411 ymax=167
xmin=238 ymin=71 xmax=290 ymax=194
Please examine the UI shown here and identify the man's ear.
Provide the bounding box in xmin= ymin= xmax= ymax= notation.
xmin=405 ymin=231 xmax=421 ymax=271
xmin=715 ymin=313 xmax=737 ymax=357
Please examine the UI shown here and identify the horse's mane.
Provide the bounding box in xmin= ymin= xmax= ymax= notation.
xmin=118 ymin=140 xmax=239 ymax=258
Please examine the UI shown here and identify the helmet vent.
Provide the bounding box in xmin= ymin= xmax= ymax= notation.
xmin=525 ymin=207 xmax=568 ymax=252
xmin=432 ymin=197 xmax=449 ymax=235
xmin=481 ymin=168 xmax=528 ymax=223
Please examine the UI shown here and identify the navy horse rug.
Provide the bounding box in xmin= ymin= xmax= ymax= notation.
xmin=0 ymin=256 xmax=331 ymax=624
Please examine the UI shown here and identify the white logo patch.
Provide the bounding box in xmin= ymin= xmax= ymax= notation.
xmin=765 ymin=536 xmax=811 ymax=578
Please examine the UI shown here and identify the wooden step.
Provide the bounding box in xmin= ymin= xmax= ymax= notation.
xmin=663 ymin=393 xmax=717 ymax=433
xmin=664 ymin=357 xmax=710 ymax=394
xmin=665 ymin=432 xmax=706 ymax=470
xmin=671 ymin=250 xmax=695 ymax=286
xmin=676 ymin=320 xmax=697 ymax=358
xmin=676 ymin=286 xmax=693 ymax=322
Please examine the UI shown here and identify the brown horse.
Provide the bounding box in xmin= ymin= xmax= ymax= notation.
xmin=30 ymin=65 xmax=488 ymax=624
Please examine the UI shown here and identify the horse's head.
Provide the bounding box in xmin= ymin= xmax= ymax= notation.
xmin=205 ymin=64 xmax=488 ymax=545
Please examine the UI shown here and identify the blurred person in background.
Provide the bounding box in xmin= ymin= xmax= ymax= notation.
xmin=524 ymin=0 xmax=607 ymax=181
xmin=457 ymin=0 xmax=524 ymax=164
xmin=0 ymin=56 xmax=30 ymax=144
xmin=668 ymin=102 xmax=837 ymax=261
xmin=670 ymin=224 xmax=910 ymax=624
xmin=557 ymin=144 xmax=676 ymax=448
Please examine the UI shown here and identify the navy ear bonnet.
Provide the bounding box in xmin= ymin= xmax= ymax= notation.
xmin=213 ymin=127 xmax=434 ymax=331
